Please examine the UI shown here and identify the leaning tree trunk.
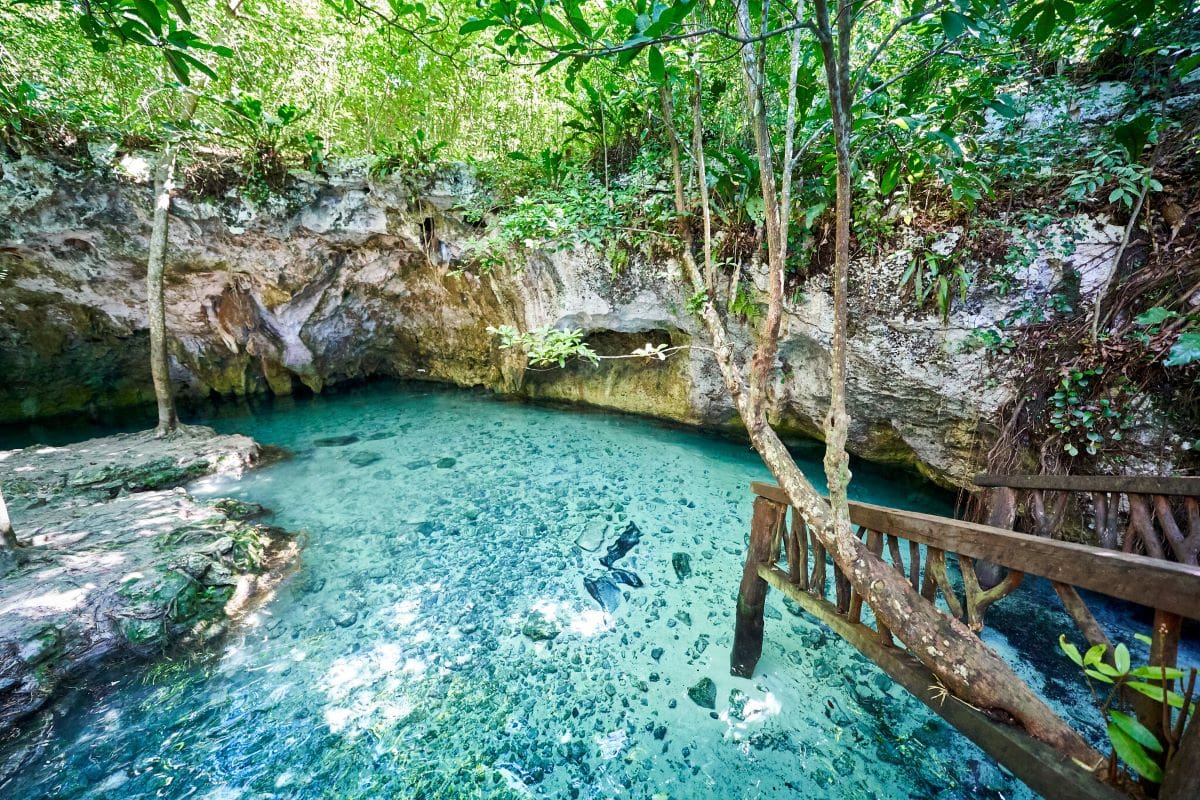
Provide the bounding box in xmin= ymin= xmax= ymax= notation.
xmin=147 ymin=140 xmax=181 ymax=436
xmin=709 ymin=0 xmax=1100 ymax=766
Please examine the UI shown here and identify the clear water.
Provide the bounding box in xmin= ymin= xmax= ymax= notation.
xmin=2 ymin=383 xmax=1193 ymax=799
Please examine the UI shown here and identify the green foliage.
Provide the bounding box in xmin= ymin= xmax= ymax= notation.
xmin=899 ymin=244 xmax=970 ymax=322
xmin=1048 ymin=367 xmax=1132 ymax=456
xmin=487 ymin=324 xmax=598 ymax=367
xmin=1133 ymin=307 xmax=1200 ymax=370
xmin=1064 ymin=147 xmax=1162 ymax=209
xmin=369 ymin=129 xmax=448 ymax=187
xmin=728 ymin=282 xmax=764 ymax=325
xmin=1059 ymin=633 xmax=1197 ymax=783
xmin=211 ymin=92 xmax=314 ymax=201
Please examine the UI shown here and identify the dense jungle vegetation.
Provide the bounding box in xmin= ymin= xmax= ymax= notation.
xmin=2 ymin=0 xmax=1196 ymax=475
xmin=2 ymin=1 xmax=1200 ymax=794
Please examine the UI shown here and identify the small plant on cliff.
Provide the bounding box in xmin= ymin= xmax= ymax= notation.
xmin=213 ymin=94 xmax=315 ymax=204
xmin=487 ymin=325 xmax=598 ymax=368
xmin=899 ymin=243 xmax=970 ymax=322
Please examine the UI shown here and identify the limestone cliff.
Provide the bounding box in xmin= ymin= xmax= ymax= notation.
xmin=0 ymin=152 xmax=1125 ymax=487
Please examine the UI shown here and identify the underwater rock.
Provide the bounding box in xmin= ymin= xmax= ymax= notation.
xmin=599 ymin=521 xmax=642 ymax=568
xmin=584 ymin=572 xmax=623 ymax=613
xmin=651 ymin=647 xmax=664 ymax=661
xmin=348 ymin=451 xmax=382 ymax=467
xmin=671 ymin=552 xmax=691 ymax=581
xmin=574 ymin=528 xmax=606 ymax=552
xmin=609 ymin=568 xmax=643 ymax=588
xmin=521 ymin=614 xmax=560 ymax=642
xmin=313 ymin=435 xmax=359 ymax=447
xmin=687 ymin=678 xmax=717 ymax=710
xmin=436 ymin=457 xmax=457 ymax=469
xmin=332 ymin=609 xmax=359 ymax=628
xmin=728 ymin=689 xmax=749 ymax=721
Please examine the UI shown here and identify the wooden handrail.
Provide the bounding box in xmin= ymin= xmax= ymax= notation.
xmin=750 ymin=481 xmax=1200 ymax=620
xmin=974 ymin=473 xmax=1200 ymax=496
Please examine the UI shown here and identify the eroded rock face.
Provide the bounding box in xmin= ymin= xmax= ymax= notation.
xmin=0 ymin=427 xmax=296 ymax=731
xmin=0 ymin=154 xmax=1122 ymax=486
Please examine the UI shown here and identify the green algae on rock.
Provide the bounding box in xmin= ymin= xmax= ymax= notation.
xmin=0 ymin=427 xmax=297 ymax=731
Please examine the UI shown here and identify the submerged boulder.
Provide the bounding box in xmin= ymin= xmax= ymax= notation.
xmin=599 ymin=521 xmax=642 ymax=568
xmin=521 ymin=614 xmax=560 ymax=642
xmin=584 ymin=572 xmax=623 ymax=613
xmin=687 ymin=677 xmax=717 ymax=710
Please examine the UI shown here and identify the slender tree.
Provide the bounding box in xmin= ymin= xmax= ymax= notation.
xmin=146 ymin=0 xmax=244 ymax=436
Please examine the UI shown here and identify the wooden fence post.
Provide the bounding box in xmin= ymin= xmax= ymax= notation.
xmin=731 ymin=496 xmax=785 ymax=678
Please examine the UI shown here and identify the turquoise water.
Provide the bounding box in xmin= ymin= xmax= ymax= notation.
xmin=1 ymin=384 xmax=1187 ymax=798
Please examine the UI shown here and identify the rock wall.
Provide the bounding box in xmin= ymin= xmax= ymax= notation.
xmin=0 ymin=153 xmax=1124 ymax=487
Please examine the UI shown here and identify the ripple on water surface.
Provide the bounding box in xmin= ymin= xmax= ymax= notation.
xmin=5 ymin=383 xmax=1179 ymax=799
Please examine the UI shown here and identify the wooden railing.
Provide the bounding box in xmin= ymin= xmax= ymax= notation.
xmin=975 ymin=474 xmax=1200 ymax=566
xmin=733 ymin=482 xmax=1200 ymax=800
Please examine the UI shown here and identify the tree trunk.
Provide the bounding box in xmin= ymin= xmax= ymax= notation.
xmin=720 ymin=0 xmax=1102 ymax=766
xmin=1162 ymin=705 xmax=1200 ymax=800
xmin=147 ymin=139 xmax=180 ymax=436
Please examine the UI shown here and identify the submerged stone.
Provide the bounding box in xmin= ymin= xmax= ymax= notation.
xmin=348 ymin=451 xmax=382 ymax=467
xmin=728 ymin=689 xmax=749 ymax=721
xmin=599 ymin=521 xmax=642 ymax=568
xmin=584 ymin=572 xmax=622 ymax=613
xmin=574 ymin=528 xmax=606 ymax=552
xmin=687 ymin=678 xmax=717 ymax=710
xmin=313 ymin=435 xmax=359 ymax=447
xmin=436 ymin=457 xmax=457 ymax=469
xmin=609 ymin=568 xmax=643 ymax=588
xmin=671 ymin=552 xmax=691 ymax=581
xmin=522 ymin=614 xmax=560 ymax=642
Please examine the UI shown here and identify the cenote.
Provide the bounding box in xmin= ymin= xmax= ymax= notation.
xmin=2 ymin=384 xmax=1192 ymax=799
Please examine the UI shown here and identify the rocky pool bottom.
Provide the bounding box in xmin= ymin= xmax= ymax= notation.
xmin=1 ymin=384 xmax=1195 ymax=799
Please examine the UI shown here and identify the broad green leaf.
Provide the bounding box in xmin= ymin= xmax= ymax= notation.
xmin=1128 ymin=666 xmax=1186 ymax=680
xmin=1107 ymin=723 xmax=1163 ymax=782
xmin=164 ymin=49 xmax=191 ymax=84
xmin=1135 ymin=633 xmax=1153 ymax=646
xmin=134 ymin=0 xmax=163 ymax=37
xmin=173 ymin=49 xmax=216 ymax=81
xmin=458 ymin=18 xmax=496 ymax=34
xmin=1127 ymin=681 xmax=1189 ymax=709
xmin=1084 ymin=667 xmax=1114 ymax=683
xmin=1114 ymin=643 xmax=1130 ymax=674
xmin=1053 ymin=0 xmax=1077 ymax=23
xmin=880 ymin=161 xmax=901 ymax=195
xmin=986 ymin=99 xmax=1019 ymax=119
xmin=1114 ymin=115 xmax=1153 ymax=162
xmin=940 ymin=10 xmax=967 ymax=39
xmin=1059 ymin=634 xmax=1083 ymax=666
xmin=1083 ymin=644 xmax=1106 ymax=666
xmin=1134 ymin=307 xmax=1178 ymax=326
xmin=1164 ymin=332 xmax=1200 ymax=367
xmin=647 ymin=46 xmax=665 ymax=82
xmin=168 ymin=0 xmax=192 ymax=25
xmin=1034 ymin=4 xmax=1057 ymax=43
xmin=1110 ymin=711 xmax=1164 ymax=752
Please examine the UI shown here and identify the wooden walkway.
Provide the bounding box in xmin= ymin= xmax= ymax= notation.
xmin=732 ymin=478 xmax=1200 ymax=800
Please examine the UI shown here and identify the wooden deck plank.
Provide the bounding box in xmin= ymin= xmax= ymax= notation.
xmin=750 ymin=482 xmax=1200 ymax=620
xmin=757 ymin=566 xmax=1127 ymax=800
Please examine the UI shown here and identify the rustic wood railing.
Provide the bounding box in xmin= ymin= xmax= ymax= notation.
xmin=975 ymin=474 xmax=1200 ymax=566
xmin=733 ymin=482 xmax=1200 ymax=800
